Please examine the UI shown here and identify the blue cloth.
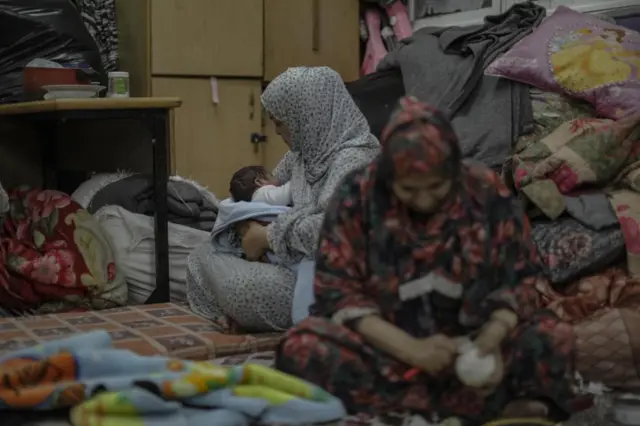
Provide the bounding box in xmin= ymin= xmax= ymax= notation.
xmin=292 ymin=260 xmax=316 ymax=324
xmin=0 ymin=331 xmax=346 ymax=426
xmin=211 ymin=198 xmax=291 ymax=266
xmin=211 ymin=199 xmax=317 ymax=324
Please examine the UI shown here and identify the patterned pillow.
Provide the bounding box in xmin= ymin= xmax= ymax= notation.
xmin=531 ymin=217 xmax=625 ymax=285
xmin=486 ymin=6 xmax=640 ymax=120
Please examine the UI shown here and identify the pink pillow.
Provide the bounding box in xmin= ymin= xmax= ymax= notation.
xmin=486 ymin=6 xmax=640 ymax=120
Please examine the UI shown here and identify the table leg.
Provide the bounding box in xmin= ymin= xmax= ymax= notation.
xmin=38 ymin=121 xmax=59 ymax=190
xmin=148 ymin=111 xmax=171 ymax=304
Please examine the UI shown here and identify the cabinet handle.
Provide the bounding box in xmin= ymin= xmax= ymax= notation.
xmin=249 ymin=92 xmax=255 ymax=120
xmin=312 ymin=0 xmax=320 ymax=52
xmin=251 ymin=133 xmax=267 ymax=154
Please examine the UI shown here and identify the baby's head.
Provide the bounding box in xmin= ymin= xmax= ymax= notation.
xmin=229 ymin=165 xmax=278 ymax=202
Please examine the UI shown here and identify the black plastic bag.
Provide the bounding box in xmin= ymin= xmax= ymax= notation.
xmin=346 ymin=69 xmax=405 ymax=140
xmin=0 ymin=0 xmax=106 ymax=103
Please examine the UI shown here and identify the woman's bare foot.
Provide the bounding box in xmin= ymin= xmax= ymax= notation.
xmin=502 ymin=398 xmax=550 ymax=418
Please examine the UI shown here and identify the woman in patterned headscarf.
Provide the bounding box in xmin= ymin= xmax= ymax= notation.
xmin=276 ymin=97 xmax=578 ymax=424
xmin=241 ymin=66 xmax=380 ymax=263
xmin=187 ymin=67 xmax=379 ymax=331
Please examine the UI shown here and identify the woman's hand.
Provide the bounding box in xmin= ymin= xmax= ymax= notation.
xmin=474 ymin=320 xmax=509 ymax=355
xmin=472 ymin=349 xmax=505 ymax=396
xmin=474 ymin=309 xmax=518 ymax=355
xmin=241 ymin=222 xmax=270 ymax=261
xmin=407 ymin=334 xmax=457 ymax=375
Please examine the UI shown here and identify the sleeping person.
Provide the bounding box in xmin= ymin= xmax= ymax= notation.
xmin=229 ymin=165 xmax=291 ymax=206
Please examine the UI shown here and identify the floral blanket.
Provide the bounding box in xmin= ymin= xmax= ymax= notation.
xmin=0 ymin=188 xmax=126 ymax=314
xmin=0 ymin=331 xmax=346 ymax=426
xmin=505 ymin=114 xmax=640 ymax=219
xmin=505 ymin=90 xmax=640 ymax=278
xmin=513 ymin=88 xmax=596 ymax=155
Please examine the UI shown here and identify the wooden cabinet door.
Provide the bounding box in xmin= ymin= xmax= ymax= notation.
xmin=151 ymin=0 xmax=263 ymax=77
xmin=263 ymin=116 xmax=291 ymax=172
xmin=264 ymin=0 xmax=360 ymax=82
xmin=152 ymin=77 xmax=264 ymax=198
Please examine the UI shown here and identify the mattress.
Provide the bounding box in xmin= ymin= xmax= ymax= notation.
xmin=0 ymin=303 xmax=282 ymax=360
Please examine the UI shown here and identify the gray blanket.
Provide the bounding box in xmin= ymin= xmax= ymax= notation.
xmin=379 ymin=2 xmax=545 ymax=169
xmin=89 ymin=175 xmax=218 ymax=232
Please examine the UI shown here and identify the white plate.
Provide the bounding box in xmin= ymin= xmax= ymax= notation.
xmin=42 ymin=84 xmax=106 ymax=100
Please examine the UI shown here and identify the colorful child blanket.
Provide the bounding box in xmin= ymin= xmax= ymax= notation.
xmin=0 ymin=331 xmax=346 ymax=426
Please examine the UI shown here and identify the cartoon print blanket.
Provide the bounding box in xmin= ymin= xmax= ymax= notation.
xmin=0 ymin=331 xmax=346 ymax=426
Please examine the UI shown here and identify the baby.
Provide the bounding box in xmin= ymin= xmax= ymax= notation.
xmin=229 ymin=165 xmax=291 ymax=264
xmin=229 ymin=165 xmax=291 ymax=206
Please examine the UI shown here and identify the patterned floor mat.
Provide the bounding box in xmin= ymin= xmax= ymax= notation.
xmin=212 ymin=350 xmax=277 ymax=367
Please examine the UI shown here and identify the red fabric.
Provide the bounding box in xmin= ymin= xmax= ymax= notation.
xmin=537 ymin=266 xmax=640 ymax=324
xmin=0 ymin=188 xmax=116 ymax=310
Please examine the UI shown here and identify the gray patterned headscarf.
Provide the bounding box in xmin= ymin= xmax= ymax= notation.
xmin=261 ymin=67 xmax=380 ymax=261
xmin=262 ymin=66 xmax=379 ymax=184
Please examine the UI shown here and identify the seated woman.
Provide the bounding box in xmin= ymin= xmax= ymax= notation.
xmin=186 ymin=66 xmax=380 ymax=331
xmin=276 ymin=97 xmax=577 ymax=424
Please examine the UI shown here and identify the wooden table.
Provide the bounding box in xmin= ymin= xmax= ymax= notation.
xmin=0 ymin=97 xmax=182 ymax=304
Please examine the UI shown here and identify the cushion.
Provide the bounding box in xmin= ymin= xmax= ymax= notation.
xmin=486 ymin=6 xmax=640 ymax=120
xmin=532 ymin=217 xmax=625 ymax=285
xmin=0 ymin=303 xmax=282 ymax=360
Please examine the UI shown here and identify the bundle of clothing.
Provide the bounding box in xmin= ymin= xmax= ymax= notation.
xmin=86 ymin=174 xmax=219 ymax=232
xmin=71 ymin=173 xmax=218 ymax=305
xmin=503 ymin=88 xmax=640 ymax=308
xmin=485 ymin=7 xmax=640 ymax=393
xmin=0 ymin=331 xmax=346 ymax=426
xmin=379 ymin=1 xmax=546 ymax=170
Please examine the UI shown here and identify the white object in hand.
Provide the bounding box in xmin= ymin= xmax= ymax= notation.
xmin=454 ymin=342 xmax=497 ymax=388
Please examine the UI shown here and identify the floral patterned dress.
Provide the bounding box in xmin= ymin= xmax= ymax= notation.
xmin=276 ymin=97 xmax=578 ymax=425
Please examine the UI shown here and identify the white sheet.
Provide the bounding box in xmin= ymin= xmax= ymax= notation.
xmin=94 ymin=205 xmax=210 ymax=304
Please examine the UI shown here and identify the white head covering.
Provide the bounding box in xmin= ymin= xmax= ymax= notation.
xmin=261 ymin=66 xmax=379 ymax=183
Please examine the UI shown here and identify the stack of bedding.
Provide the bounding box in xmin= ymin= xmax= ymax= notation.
xmin=71 ymin=173 xmax=219 ymax=305
xmin=483 ymin=8 xmax=640 ymax=396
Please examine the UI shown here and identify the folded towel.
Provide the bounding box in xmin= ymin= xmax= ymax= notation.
xmin=0 ymin=331 xmax=346 ymax=426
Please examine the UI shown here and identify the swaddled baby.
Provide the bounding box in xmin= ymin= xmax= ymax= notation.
xmin=229 ymin=165 xmax=291 ymax=264
xmin=229 ymin=165 xmax=291 ymax=206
